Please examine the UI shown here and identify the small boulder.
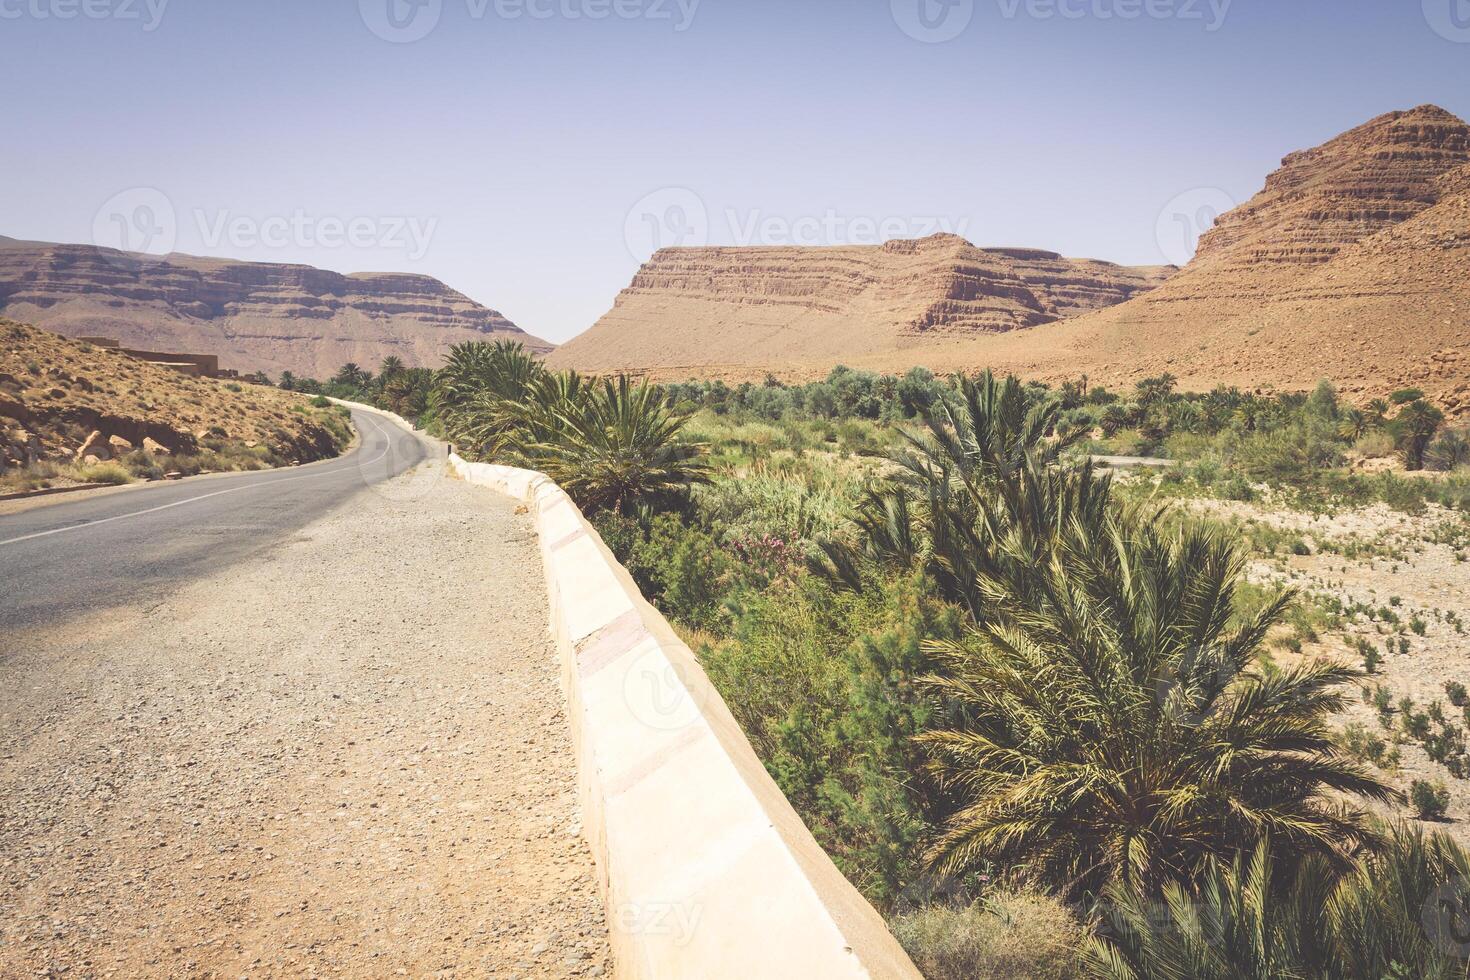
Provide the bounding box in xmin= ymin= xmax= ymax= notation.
xmin=142 ymin=436 xmax=171 ymax=455
xmin=75 ymin=430 xmax=110 ymax=462
xmin=108 ymin=435 xmax=134 ymax=454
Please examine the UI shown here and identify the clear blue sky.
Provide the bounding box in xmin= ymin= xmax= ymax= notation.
xmin=3 ymin=0 xmax=1467 ymax=344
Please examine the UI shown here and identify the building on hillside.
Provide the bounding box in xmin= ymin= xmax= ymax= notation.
xmin=77 ymin=337 xmax=241 ymax=380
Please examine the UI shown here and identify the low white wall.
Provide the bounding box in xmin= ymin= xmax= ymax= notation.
xmin=448 ymin=454 xmax=923 ymax=980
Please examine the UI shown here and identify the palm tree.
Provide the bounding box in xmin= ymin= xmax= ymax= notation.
xmin=378 ymin=355 xmax=405 ymax=380
xmin=331 ymin=362 xmax=371 ymax=390
xmin=918 ymin=513 xmax=1397 ymax=897
xmin=434 ymin=341 xmax=545 ymax=456
xmin=1089 ymin=826 xmax=1470 ymax=979
xmin=512 ymin=374 xmax=710 ymax=514
xmin=812 ymin=370 xmax=1094 ymax=617
xmin=1338 ymin=406 xmax=1370 ymax=442
xmin=1391 ymin=398 xmax=1446 ymax=471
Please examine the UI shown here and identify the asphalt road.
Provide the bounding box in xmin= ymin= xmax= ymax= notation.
xmin=0 ymin=409 xmax=432 ymax=633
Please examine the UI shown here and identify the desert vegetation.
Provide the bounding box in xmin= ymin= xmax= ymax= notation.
xmin=300 ymin=344 xmax=1470 ymax=978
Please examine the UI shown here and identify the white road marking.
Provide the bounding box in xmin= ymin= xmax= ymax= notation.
xmin=0 ymin=414 xmax=397 ymax=549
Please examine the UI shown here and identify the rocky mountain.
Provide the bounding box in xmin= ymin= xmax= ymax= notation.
xmin=553 ymin=105 xmax=1470 ymax=412
xmin=900 ymin=104 xmax=1470 ymax=409
xmin=0 ymin=238 xmax=553 ymax=380
xmin=545 ymin=233 xmax=1174 ymax=376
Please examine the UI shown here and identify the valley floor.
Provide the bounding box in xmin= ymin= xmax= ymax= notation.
xmin=1189 ymin=495 xmax=1470 ymax=839
xmin=0 ymin=463 xmax=610 ymax=978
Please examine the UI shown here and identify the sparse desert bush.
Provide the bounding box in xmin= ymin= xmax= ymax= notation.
xmin=119 ymin=450 xmax=166 ymax=481
xmin=1354 ymin=429 xmax=1398 ymax=458
xmin=310 ymin=395 xmax=331 ymax=408
xmin=75 ymin=462 xmax=132 ymax=485
xmin=891 ymin=889 xmax=1085 ymax=980
xmin=1411 ymin=780 xmax=1451 ymax=821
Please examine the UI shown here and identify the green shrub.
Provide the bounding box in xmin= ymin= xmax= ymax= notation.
xmin=700 ymin=572 xmax=959 ymax=907
xmin=594 ymin=513 xmax=730 ymax=632
xmin=891 ymin=890 xmax=1085 ymax=980
xmin=1219 ymin=475 xmax=1255 ymax=501
xmin=119 ymin=450 xmax=166 ymax=481
xmin=1229 ymin=418 xmax=1346 ymax=484
xmin=310 ymin=395 xmax=331 ymax=408
xmin=1411 ymin=780 xmax=1451 ymax=821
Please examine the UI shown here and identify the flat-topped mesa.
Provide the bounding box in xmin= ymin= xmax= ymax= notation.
xmin=548 ymin=232 xmax=1173 ymax=375
xmin=0 ymin=238 xmax=553 ymax=378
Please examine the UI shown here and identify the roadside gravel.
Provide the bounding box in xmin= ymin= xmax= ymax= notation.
xmin=0 ymin=460 xmax=610 ymax=977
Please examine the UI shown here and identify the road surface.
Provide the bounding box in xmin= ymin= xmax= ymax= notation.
xmin=0 ymin=411 xmax=611 ymax=976
xmin=0 ymin=408 xmax=427 ymax=633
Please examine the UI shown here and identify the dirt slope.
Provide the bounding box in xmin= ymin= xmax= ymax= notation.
xmin=0 ymin=237 xmax=554 ymax=379
xmin=547 ymin=233 xmax=1173 ymax=375
xmin=1 ymin=319 xmax=347 ymax=471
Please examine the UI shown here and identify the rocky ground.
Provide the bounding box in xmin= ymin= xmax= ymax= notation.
xmin=1 ymin=318 xmax=350 ymax=485
xmin=1189 ymin=496 xmax=1470 ymax=840
xmin=0 ymin=462 xmax=610 ymax=978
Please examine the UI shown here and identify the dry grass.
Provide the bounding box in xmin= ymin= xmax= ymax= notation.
xmin=890 ymin=889 xmax=1087 ymax=980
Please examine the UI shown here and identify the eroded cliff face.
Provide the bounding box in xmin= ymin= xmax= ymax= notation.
xmin=0 ymin=239 xmax=553 ymax=379
xmin=955 ymin=104 xmax=1470 ymax=411
xmin=546 ymin=233 xmax=1174 ymax=375
xmin=1194 ymin=104 xmax=1470 ymax=270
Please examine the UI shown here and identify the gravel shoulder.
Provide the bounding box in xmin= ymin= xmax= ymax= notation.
xmin=0 ymin=460 xmax=610 ymax=977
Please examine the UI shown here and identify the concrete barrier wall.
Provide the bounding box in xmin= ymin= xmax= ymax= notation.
xmin=447 ymin=454 xmax=923 ymax=980
xmin=326 ymin=400 xmax=921 ymax=977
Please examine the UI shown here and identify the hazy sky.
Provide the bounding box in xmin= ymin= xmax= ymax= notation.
xmin=3 ymin=0 xmax=1468 ymax=344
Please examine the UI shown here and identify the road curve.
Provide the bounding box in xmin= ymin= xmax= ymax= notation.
xmin=0 ymin=408 xmax=432 ymax=633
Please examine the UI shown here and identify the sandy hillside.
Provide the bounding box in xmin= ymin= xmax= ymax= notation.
xmin=0 ymin=318 xmax=349 ymax=475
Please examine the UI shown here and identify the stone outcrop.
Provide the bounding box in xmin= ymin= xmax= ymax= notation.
xmin=546 ymin=233 xmax=1173 ymax=375
xmin=0 ymin=238 xmax=553 ymax=379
